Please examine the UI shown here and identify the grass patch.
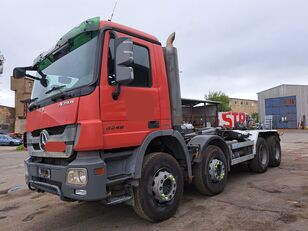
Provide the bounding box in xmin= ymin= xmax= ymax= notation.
xmin=16 ymin=144 xmax=25 ymax=151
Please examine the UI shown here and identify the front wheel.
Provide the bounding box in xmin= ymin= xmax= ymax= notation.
xmin=193 ymin=145 xmax=228 ymax=196
xmin=133 ymin=152 xmax=183 ymax=222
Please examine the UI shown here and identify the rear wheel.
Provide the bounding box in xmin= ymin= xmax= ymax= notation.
xmin=266 ymin=136 xmax=281 ymax=167
xmin=133 ymin=152 xmax=183 ymax=222
xmin=193 ymin=145 xmax=228 ymax=196
xmin=249 ymin=137 xmax=269 ymax=173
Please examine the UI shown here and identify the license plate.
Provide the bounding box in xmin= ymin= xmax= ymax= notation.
xmin=38 ymin=167 xmax=51 ymax=179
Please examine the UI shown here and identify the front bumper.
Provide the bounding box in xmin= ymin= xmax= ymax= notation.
xmin=25 ymin=152 xmax=107 ymax=201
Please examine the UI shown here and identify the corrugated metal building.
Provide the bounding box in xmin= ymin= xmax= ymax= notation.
xmin=257 ymin=84 xmax=308 ymax=129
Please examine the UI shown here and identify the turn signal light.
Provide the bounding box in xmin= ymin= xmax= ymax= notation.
xmin=94 ymin=167 xmax=105 ymax=176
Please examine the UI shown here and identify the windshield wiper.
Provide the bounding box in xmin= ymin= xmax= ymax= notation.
xmin=26 ymin=97 xmax=39 ymax=111
xmin=29 ymin=97 xmax=38 ymax=104
xmin=45 ymin=85 xmax=66 ymax=94
xmin=28 ymin=99 xmax=40 ymax=111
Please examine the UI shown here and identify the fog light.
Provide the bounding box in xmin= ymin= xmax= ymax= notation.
xmin=75 ymin=189 xmax=87 ymax=196
xmin=66 ymin=168 xmax=87 ymax=186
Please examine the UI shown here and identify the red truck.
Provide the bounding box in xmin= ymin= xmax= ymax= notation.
xmin=13 ymin=17 xmax=281 ymax=222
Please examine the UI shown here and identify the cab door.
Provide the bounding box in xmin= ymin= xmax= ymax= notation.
xmin=100 ymin=31 xmax=161 ymax=149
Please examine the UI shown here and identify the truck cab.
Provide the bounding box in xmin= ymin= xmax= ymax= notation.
xmin=13 ymin=17 xmax=281 ymax=222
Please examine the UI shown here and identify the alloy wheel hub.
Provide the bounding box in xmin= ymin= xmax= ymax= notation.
xmin=152 ymin=170 xmax=177 ymax=203
xmin=208 ymin=159 xmax=225 ymax=182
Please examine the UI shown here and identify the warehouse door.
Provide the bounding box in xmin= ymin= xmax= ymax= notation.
xmin=265 ymin=96 xmax=297 ymax=129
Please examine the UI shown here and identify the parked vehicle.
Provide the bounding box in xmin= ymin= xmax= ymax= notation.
xmin=9 ymin=132 xmax=23 ymax=139
xmin=0 ymin=134 xmax=22 ymax=146
xmin=13 ymin=17 xmax=281 ymax=222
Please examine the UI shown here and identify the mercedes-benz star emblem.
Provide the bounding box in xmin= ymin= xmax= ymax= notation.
xmin=39 ymin=130 xmax=49 ymax=151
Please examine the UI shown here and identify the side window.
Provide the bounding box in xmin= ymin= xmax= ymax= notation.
xmin=108 ymin=38 xmax=152 ymax=87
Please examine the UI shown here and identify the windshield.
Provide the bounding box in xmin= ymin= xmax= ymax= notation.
xmin=31 ymin=35 xmax=98 ymax=103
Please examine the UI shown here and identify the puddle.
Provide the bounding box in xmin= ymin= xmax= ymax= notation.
xmin=8 ymin=186 xmax=22 ymax=193
xmin=8 ymin=185 xmax=23 ymax=193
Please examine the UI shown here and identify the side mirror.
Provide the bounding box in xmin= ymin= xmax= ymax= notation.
xmin=13 ymin=67 xmax=26 ymax=78
xmin=13 ymin=66 xmax=48 ymax=87
xmin=114 ymin=37 xmax=134 ymax=84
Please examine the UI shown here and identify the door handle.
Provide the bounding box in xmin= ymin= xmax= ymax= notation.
xmin=148 ymin=121 xmax=159 ymax=129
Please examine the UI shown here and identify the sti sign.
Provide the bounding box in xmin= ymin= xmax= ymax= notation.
xmin=218 ymin=112 xmax=246 ymax=128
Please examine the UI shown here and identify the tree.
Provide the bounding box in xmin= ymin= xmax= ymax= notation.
xmin=251 ymin=112 xmax=259 ymax=123
xmin=205 ymin=91 xmax=231 ymax=112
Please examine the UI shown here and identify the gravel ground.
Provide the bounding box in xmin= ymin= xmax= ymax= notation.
xmin=0 ymin=130 xmax=307 ymax=231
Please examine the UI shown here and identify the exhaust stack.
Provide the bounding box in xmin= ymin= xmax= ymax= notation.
xmin=163 ymin=33 xmax=183 ymax=130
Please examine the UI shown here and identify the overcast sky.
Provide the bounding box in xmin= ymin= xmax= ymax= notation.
xmin=1 ymin=0 xmax=308 ymax=107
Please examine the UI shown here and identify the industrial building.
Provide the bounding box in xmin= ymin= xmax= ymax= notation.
xmin=182 ymin=98 xmax=220 ymax=127
xmin=257 ymin=84 xmax=308 ymax=129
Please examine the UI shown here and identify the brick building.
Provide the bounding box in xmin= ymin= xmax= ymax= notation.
xmin=229 ymin=97 xmax=258 ymax=115
xmin=0 ymin=105 xmax=15 ymax=133
xmin=10 ymin=77 xmax=34 ymax=133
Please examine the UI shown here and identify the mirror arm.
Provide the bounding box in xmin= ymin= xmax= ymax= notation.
xmin=25 ymin=74 xmax=41 ymax=81
xmin=37 ymin=69 xmax=47 ymax=79
xmin=112 ymin=82 xmax=121 ymax=100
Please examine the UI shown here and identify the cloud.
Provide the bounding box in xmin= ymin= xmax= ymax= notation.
xmin=1 ymin=0 xmax=308 ymax=106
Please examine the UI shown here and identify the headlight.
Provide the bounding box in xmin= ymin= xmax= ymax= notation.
xmin=66 ymin=168 xmax=87 ymax=186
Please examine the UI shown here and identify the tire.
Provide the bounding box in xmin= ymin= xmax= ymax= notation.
xmin=266 ymin=136 xmax=281 ymax=167
xmin=249 ymin=137 xmax=269 ymax=173
xmin=9 ymin=142 xmax=14 ymax=146
xmin=193 ymin=145 xmax=228 ymax=196
xmin=133 ymin=152 xmax=183 ymax=222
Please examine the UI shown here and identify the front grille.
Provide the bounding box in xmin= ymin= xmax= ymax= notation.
xmin=27 ymin=124 xmax=78 ymax=158
xmin=31 ymin=155 xmax=76 ymax=166
xmin=33 ymin=143 xmax=40 ymax=150
xmin=31 ymin=125 xmax=66 ymax=137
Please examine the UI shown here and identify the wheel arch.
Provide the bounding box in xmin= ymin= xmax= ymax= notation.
xmin=188 ymin=135 xmax=231 ymax=171
xmin=258 ymin=131 xmax=280 ymax=140
xmin=134 ymin=130 xmax=192 ymax=180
